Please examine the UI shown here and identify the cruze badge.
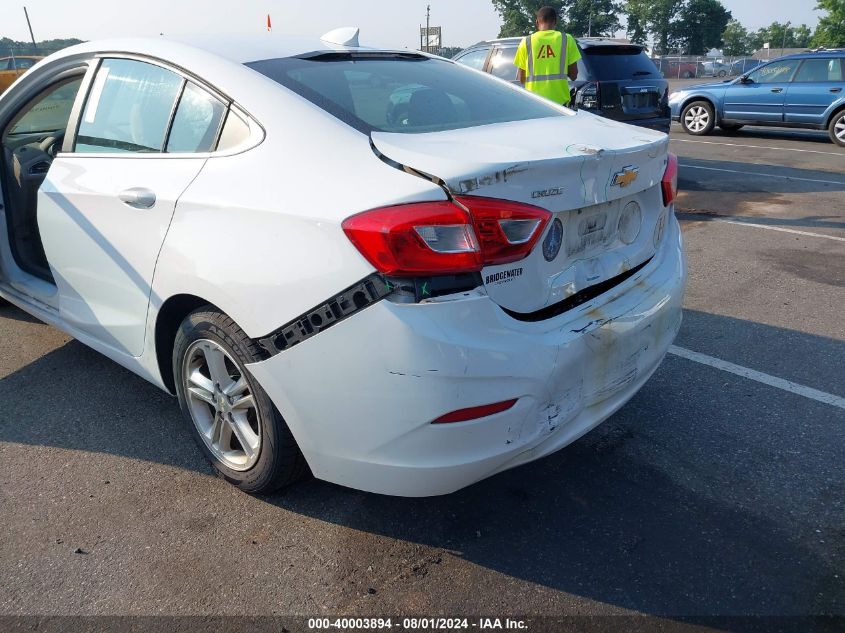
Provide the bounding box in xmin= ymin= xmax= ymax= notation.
xmin=542 ymin=218 xmax=564 ymax=262
xmin=612 ymin=166 xmax=639 ymax=188
xmin=531 ymin=187 xmax=564 ymax=199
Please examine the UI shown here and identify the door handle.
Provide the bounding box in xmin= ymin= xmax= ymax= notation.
xmin=831 ymin=88 xmax=843 ymax=93
xmin=119 ymin=187 xmax=156 ymax=209
xmin=770 ymin=88 xmax=783 ymax=93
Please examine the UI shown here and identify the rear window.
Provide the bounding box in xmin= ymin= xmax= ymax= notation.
xmin=246 ymin=54 xmax=562 ymax=134
xmin=583 ymin=46 xmax=660 ymax=80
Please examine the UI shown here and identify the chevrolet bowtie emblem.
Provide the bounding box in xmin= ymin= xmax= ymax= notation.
xmin=612 ymin=166 xmax=639 ymax=188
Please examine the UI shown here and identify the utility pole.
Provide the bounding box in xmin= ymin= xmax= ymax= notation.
xmin=780 ymin=21 xmax=790 ymax=57
xmin=588 ymin=12 xmax=592 ymax=38
xmin=426 ymin=4 xmax=431 ymax=53
xmin=23 ymin=6 xmax=37 ymax=51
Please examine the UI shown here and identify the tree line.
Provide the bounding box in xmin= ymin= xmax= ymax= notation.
xmin=0 ymin=37 xmax=84 ymax=56
xmin=491 ymin=0 xmax=845 ymax=55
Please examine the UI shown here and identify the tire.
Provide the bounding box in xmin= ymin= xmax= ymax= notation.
xmin=829 ymin=110 xmax=845 ymax=147
xmin=717 ymin=70 xmax=727 ymax=77
xmin=682 ymin=71 xmax=693 ymax=79
xmin=173 ymin=307 xmax=307 ymax=494
xmin=719 ymin=123 xmax=744 ymax=132
xmin=681 ymin=100 xmax=716 ymax=136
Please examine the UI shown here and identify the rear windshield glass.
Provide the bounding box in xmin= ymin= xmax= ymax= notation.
xmin=246 ymin=55 xmax=562 ymax=134
xmin=583 ymin=46 xmax=661 ymax=80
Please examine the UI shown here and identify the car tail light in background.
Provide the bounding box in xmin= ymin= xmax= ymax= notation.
xmin=432 ymin=398 xmax=519 ymax=424
xmin=576 ymin=82 xmax=600 ymax=110
xmin=342 ymin=197 xmax=550 ymax=277
xmin=662 ymin=152 xmax=678 ymax=206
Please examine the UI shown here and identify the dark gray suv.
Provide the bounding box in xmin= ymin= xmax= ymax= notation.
xmin=453 ymin=37 xmax=670 ymax=133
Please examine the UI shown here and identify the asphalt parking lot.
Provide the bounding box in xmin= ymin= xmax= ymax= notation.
xmin=1 ymin=122 xmax=843 ymax=631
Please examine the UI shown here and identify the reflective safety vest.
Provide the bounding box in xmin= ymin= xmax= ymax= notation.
xmin=522 ymin=31 xmax=573 ymax=105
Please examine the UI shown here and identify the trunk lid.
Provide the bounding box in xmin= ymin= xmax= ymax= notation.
xmin=371 ymin=113 xmax=670 ymax=314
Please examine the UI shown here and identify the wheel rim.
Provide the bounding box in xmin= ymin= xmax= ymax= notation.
xmin=182 ymin=339 xmax=261 ymax=471
xmin=684 ymin=106 xmax=710 ymax=132
xmin=835 ymin=115 xmax=845 ymax=143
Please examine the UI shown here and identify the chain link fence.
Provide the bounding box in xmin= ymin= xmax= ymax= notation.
xmin=650 ymin=55 xmax=767 ymax=80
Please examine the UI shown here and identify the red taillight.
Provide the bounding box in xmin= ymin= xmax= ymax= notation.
xmin=662 ymin=152 xmax=678 ymax=206
xmin=432 ymin=398 xmax=518 ymax=424
xmin=342 ymin=197 xmax=550 ymax=277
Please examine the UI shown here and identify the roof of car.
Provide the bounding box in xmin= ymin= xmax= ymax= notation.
xmin=46 ymin=34 xmax=410 ymax=66
xmin=464 ymin=36 xmax=641 ymax=50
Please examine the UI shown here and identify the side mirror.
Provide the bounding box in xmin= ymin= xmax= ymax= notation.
xmin=739 ymin=75 xmax=751 ymax=84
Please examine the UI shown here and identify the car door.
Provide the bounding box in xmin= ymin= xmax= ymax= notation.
xmin=722 ymin=59 xmax=800 ymax=122
xmin=784 ymin=58 xmax=844 ymax=125
xmin=37 ymin=57 xmax=227 ymax=357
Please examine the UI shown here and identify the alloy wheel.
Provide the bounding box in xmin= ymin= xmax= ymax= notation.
xmin=835 ymin=115 xmax=845 ymax=144
xmin=684 ymin=106 xmax=710 ymax=133
xmin=182 ymin=339 xmax=261 ymax=471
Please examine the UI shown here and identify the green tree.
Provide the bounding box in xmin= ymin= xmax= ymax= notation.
xmin=721 ymin=19 xmax=751 ymax=56
xmin=624 ymin=0 xmax=650 ymax=43
xmin=622 ymin=0 xmax=683 ymax=54
xmin=812 ymin=0 xmax=845 ymax=47
xmin=749 ymin=22 xmax=816 ymax=52
xmin=492 ymin=0 xmax=549 ymax=37
xmin=567 ymin=0 xmax=622 ymax=36
xmin=491 ymin=0 xmax=621 ymax=38
xmin=673 ymin=0 xmax=731 ymax=54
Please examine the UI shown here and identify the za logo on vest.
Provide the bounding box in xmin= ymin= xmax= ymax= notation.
xmin=537 ymin=45 xmax=556 ymax=59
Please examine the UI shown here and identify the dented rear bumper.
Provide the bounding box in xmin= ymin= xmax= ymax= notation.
xmin=246 ymin=214 xmax=686 ymax=497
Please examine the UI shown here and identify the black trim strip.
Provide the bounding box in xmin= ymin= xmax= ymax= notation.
xmin=255 ymin=274 xmax=394 ymax=356
xmin=502 ymin=258 xmax=652 ymax=322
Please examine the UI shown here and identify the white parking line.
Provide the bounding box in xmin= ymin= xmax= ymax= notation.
xmin=678 ymin=164 xmax=845 ymax=186
xmin=715 ymin=219 xmax=845 ymax=243
xmin=671 ymin=138 xmax=845 ymax=158
xmin=668 ymin=346 xmax=845 ymax=410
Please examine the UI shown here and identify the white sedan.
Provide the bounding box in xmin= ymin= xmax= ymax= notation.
xmin=0 ymin=31 xmax=686 ymax=496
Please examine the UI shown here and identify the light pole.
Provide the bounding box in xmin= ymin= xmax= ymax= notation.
xmin=780 ymin=21 xmax=790 ymax=57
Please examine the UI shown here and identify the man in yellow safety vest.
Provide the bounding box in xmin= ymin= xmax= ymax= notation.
xmin=514 ymin=6 xmax=581 ymax=106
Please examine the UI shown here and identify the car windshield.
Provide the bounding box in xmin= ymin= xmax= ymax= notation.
xmin=246 ymin=54 xmax=563 ymax=134
xmin=583 ymin=46 xmax=660 ymax=79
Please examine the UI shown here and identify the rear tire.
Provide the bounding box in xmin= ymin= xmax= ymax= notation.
xmin=173 ymin=307 xmax=307 ymax=494
xmin=681 ymin=101 xmax=716 ymax=136
xmin=719 ymin=123 xmax=744 ymax=132
xmin=829 ymin=110 xmax=845 ymax=147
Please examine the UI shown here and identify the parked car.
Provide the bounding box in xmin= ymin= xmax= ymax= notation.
xmin=669 ymin=51 xmax=845 ymax=146
xmin=659 ymin=60 xmax=699 ymax=79
xmin=0 ymin=33 xmax=685 ymax=497
xmin=729 ymin=57 xmax=763 ymax=76
xmin=0 ymin=56 xmax=43 ymax=93
xmin=699 ymin=60 xmax=731 ymax=77
xmin=454 ymin=37 xmax=671 ymax=133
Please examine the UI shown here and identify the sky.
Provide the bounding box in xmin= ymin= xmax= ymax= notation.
xmin=0 ymin=0 xmax=825 ymax=51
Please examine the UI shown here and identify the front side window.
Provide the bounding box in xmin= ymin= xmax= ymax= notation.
xmin=490 ymin=47 xmax=518 ymax=80
xmin=166 ymin=82 xmax=226 ymax=153
xmin=454 ymin=48 xmax=490 ymax=71
xmin=13 ymin=58 xmax=37 ymax=71
xmin=746 ymin=60 xmax=800 ymax=84
xmin=793 ymin=58 xmax=843 ymax=83
xmin=8 ymin=77 xmax=83 ymax=135
xmin=76 ymin=59 xmax=183 ymax=153
xmin=247 ymin=55 xmax=562 ymax=135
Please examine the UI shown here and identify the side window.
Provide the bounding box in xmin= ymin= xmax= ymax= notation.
xmin=454 ymin=48 xmax=490 ymax=71
xmin=746 ymin=60 xmax=800 ymax=84
xmin=216 ymin=109 xmax=251 ymax=151
xmin=793 ymin=58 xmax=843 ymax=83
xmin=1 ymin=59 xmax=13 ymax=71
xmin=490 ymin=47 xmax=518 ymax=80
xmin=76 ymin=58 xmax=183 ymax=153
xmin=166 ymin=82 xmax=226 ymax=153
xmin=7 ymin=77 xmax=83 ymax=135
